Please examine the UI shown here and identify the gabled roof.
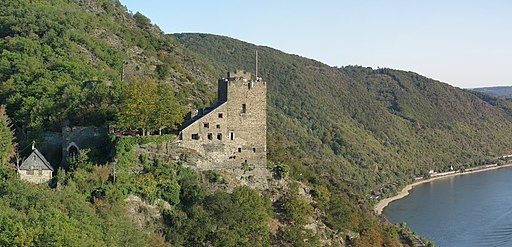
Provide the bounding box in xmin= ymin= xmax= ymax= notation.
xmin=19 ymin=148 xmax=54 ymax=171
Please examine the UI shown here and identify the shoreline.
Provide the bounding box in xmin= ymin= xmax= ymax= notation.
xmin=374 ymin=163 xmax=512 ymax=215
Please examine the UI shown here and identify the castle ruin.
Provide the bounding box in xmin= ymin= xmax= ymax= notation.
xmin=179 ymin=70 xmax=267 ymax=169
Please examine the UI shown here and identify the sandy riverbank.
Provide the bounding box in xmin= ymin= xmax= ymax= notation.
xmin=374 ymin=163 xmax=512 ymax=215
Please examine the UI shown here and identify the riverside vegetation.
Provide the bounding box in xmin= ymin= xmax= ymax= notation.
xmin=1 ymin=0 xmax=512 ymax=246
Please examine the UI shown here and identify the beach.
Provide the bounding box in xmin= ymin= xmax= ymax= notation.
xmin=374 ymin=163 xmax=512 ymax=215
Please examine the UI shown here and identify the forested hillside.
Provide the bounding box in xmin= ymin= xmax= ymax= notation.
xmin=0 ymin=1 xmax=397 ymax=246
xmin=0 ymin=0 xmax=216 ymax=132
xmin=472 ymin=86 xmax=512 ymax=98
xmin=174 ymin=33 xmax=512 ymax=195
xmin=2 ymin=0 xmax=512 ymax=246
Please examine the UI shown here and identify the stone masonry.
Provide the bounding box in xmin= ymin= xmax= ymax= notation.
xmin=179 ymin=71 xmax=267 ymax=169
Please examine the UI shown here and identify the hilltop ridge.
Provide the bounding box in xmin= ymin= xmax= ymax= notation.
xmin=471 ymin=86 xmax=512 ymax=98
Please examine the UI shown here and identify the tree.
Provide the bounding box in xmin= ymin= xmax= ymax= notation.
xmin=117 ymin=78 xmax=185 ymax=135
xmin=206 ymin=186 xmax=271 ymax=246
xmin=153 ymin=83 xmax=185 ymax=135
xmin=282 ymin=190 xmax=314 ymax=226
xmin=133 ymin=12 xmax=152 ymax=29
xmin=0 ymin=106 xmax=14 ymax=166
xmin=117 ymin=77 xmax=158 ymax=135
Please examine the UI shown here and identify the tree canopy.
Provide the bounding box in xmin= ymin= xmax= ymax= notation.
xmin=117 ymin=77 xmax=185 ymax=135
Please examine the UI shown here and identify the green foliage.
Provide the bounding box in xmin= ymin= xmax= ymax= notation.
xmin=112 ymin=134 xmax=176 ymax=170
xmin=206 ymin=187 xmax=271 ymax=246
xmin=0 ymin=166 xmax=152 ymax=246
xmin=163 ymin=182 xmax=272 ymax=246
xmin=133 ymin=12 xmax=152 ymax=29
xmin=117 ymin=77 xmax=157 ymax=134
xmin=117 ymin=77 xmax=185 ymax=135
xmin=154 ymin=82 xmax=186 ymax=133
xmin=276 ymin=225 xmax=321 ymax=247
xmin=281 ymin=185 xmax=314 ymax=226
xmin=0 ymin=0 xmax=211 ymax=132
xmin=472 ymin=86 xmax=512 ymax=98
xmin=241 ymin=160 xmax=255 ymax=173
xmin=272 ymin=162 xmax=289 ymax=179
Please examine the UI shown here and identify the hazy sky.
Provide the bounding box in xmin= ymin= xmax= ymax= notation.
xmin=120 ymin=0 xmax=512 ymax=88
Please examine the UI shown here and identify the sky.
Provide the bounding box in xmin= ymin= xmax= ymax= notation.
xmin=119 ymin=0 xmax=512 ymax=88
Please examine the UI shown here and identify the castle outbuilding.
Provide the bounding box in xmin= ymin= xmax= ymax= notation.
xmin=18 ymin=146 xmax=54 ymax=184
xmin=179 ymin=71 xmax=267 ymax=168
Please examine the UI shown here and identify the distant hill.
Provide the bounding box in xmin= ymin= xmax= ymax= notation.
xmin=471 ymin=86 xmax=512 ymax=98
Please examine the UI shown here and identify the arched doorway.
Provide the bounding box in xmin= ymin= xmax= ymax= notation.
xmin=66 ymin=143 xmax=80 ymax=160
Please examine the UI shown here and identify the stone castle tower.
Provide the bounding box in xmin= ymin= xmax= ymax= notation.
xmin=179 ymin=70 xmax=267 ymax=168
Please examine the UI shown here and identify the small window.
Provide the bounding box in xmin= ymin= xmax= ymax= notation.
xmin=27 ymin=170 xmax=34 ymax=175
xmin=203 ymin=122 xmax=209 ymax=128
xmin=207 ymin=133 xmax=213 ymax=140
xmin=238 ymin=148 xmax=242 ymax=153
xmin=218 ymin=113 xmax=223 ymax=118
xmin=216 ymin=124 xmax=221 ymax=129
xmin=191 ymin=133 xmax=200 ymax=140
xmin=252 ymin=148 xmax=256 ymax=153
xmin=242 ymin=104 xmax=247 ymax=113
xmin=230 ymin=132 xmax=235 ymax=140
xmin=217 ymin=133 xmax=222 ymax=140
xmin=38 ymin=170 xmax=43 ymax=175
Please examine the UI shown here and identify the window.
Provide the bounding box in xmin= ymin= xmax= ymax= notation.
xmin=238 ymin=148 xmax=242 ymax=153
xmin=230 ymin=132 xmax=235 ymax=140
xmin=217 ymin=133 xmax=222 ymax=140
xmin=216 ymin=124 xmax=221 ymax=129
xmin=203 ymin=122 xmax=209 ymax=128
xmin=242 ymin=104 xmax=247 ymax=113
xmin=207 ymin=133 xmax=213 ymax=140
xmin=218 ymin=113 xmax=223 ymax=118
xmin=253 ymin=148 xmax=256 ymax=153
xmin=38 ymin=169 xmax=43 ymax=175
xmin=191 ymin=133 xmax=200 ymax=140
xmin=27 ymin=170 xmax=34 ymax=175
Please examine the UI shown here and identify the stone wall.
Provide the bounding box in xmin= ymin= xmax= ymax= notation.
xmin=61 ymin=126 xmax=107 ymax=163
xmin=39 ymin=132 xmax=63 ymax=165
xmin=131 ymin=138 xmax=271 ymax=190
xmin=179 ymin=71 xmax=267 ymax=169
xmin=18 ymin=170 xmax=52 ymax=184
xmin=39 ymin=126 xmax=107 ymax=165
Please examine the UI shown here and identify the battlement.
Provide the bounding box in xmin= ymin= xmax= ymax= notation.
xmin=218 ymin=71 xmax=266 ymax=102
xmin=227 ymin=70 xmax=252 ymax=81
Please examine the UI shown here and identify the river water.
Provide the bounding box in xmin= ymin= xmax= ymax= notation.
xmin=383 ymin=167 xmax=512 ymax=247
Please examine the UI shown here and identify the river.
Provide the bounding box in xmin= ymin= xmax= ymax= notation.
xmin=383 ymin=166 xmax=512 ymax=247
